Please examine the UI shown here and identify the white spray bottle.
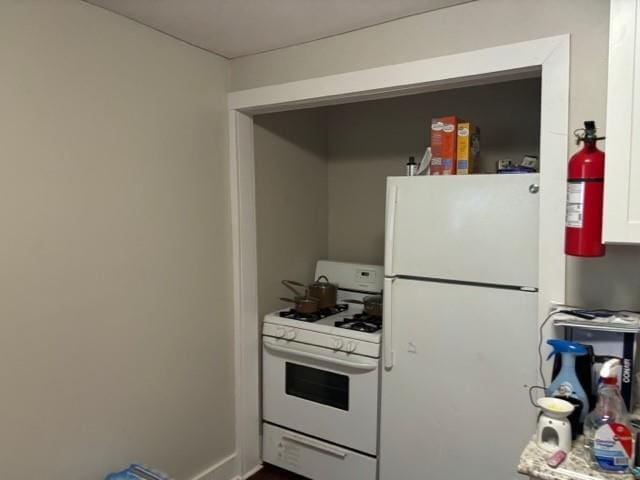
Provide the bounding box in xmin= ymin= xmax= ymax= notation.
xmin=583 ymin=359 xmax=634 ymax=473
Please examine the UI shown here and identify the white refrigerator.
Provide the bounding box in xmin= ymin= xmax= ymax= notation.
xmin=380 ymin=174 xmax=540 ymax=480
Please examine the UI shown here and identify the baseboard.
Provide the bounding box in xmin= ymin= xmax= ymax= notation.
xmin=241 ymin=464 xmax=262 ymax=479
xmin=189 ymin=453 xmax=239 ymax=480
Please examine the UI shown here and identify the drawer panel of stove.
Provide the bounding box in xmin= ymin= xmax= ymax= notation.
xmin=262 ymin=423 xmax=377 ymax=480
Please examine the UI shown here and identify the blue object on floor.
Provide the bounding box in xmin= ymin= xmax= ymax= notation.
xmin=105 ymin=464 xmax=172 ymax=480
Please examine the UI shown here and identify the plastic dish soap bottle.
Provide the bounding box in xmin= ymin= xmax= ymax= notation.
xmin=546 ymin=339 xmax=590 ymax=424
xmin=584 ymin=359 xmax=634 ymax=473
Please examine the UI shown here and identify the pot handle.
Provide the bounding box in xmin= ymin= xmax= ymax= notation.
xmin=316 ymin=275 xmax=330 ymax=283
xmin=282 ymin=280 xmax=304 ymax=297
xmin=345 ymin=299 xmax=364 ymax=305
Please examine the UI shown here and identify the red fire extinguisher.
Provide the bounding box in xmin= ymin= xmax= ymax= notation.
xmin=565 ymin=121 xmax=606 ymax=257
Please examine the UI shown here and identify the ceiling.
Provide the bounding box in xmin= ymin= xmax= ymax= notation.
xmin=84 ymin=0 xmax=472 ymax=59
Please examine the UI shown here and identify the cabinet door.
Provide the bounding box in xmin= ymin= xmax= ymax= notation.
xmin=603 ymin=0 xmax=640 ymax=243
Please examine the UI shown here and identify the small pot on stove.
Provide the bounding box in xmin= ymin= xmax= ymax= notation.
xmin=279 ymin=295 xmax=319 ymax=314
xmin=346 ymin=295 xmax=383 ymax=317
xmin=308 ymin=275 xmax=338 ymax=310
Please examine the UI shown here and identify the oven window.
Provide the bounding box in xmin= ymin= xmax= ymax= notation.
xmin=285 ymin=363 xmax=349 ymax=411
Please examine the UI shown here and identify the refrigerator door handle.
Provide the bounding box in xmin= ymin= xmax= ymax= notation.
xmin=385 ymin=185 xmax=399 ymax=275
xmin=383 ymin=277 xmax=395 ymax=369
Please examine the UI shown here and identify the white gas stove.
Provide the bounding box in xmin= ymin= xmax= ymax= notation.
xmin=261 ymin=260 xmax=383 ymax=480
xmin=264 ymin=260 xmax=383 ymax=348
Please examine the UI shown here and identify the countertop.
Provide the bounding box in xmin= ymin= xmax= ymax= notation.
xmin=518 ymin=436 xmax=635 ymax=480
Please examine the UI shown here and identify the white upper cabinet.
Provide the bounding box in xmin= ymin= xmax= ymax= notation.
xmin=603 ymin=0 xmax=640 ymax=244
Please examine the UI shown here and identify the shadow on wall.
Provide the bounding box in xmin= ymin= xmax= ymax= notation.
xmin=254 ymin=107 xmax=330 ymax=157
xmin=566 ymin=245 xmax=640 ymax=310
xmin=326 ymin=78 xmax=542 ymax=173
xmin=254 ymin=108 xmax=330 ymax=318
xmin=329 ymin=229 xmax=386 ymax=266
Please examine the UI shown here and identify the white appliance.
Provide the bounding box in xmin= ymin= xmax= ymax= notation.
xmin=380 ymin=174 xmax=540 ymax=480
xmin=262 ymin=260 xmax=384 ymax=480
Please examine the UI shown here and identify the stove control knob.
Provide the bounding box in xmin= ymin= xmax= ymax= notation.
xmin=285 ymin=328 xmax=297 ymax=340
xmin=330 ymin=337 xmax=344 ymax=350
xmin=275 ymin=327 xmax=286 ymax=339
xmin=345 ymin=341 xmax=357 ymax=353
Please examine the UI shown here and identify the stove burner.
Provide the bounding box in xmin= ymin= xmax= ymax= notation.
xmin=334 ymin=313 xmax=382 ymax=332
xmin=279 ymin=303 xmax=348 ymax=322
xmin=347 ymin=321 xmax=379 ymax=333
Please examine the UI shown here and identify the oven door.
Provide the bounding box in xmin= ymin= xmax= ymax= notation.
xmin=262 ymin=336 xmax=379 ymax=455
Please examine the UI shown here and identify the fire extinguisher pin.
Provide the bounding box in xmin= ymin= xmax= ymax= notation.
xmin=573 ymin=128 xmax=606 ymax=145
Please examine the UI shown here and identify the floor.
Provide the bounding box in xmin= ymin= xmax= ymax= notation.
xmin=248 ymin=464 xmax=307 ymax=479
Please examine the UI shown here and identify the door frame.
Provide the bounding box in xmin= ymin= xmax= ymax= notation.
xmin=227 ymin=34 xmax=570 ymax=477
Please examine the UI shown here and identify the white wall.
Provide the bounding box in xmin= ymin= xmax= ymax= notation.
xmin=254 ymin=109 xmax=329 ymax=317
xmin=326 ymin=78 xmax=541 ymax=265
xmin=233 ymin=0 xmax=640 ymax=310
xmin=0 ymin=2 xmax=234 ymax=479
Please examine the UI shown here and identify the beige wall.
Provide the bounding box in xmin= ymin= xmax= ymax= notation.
xmin=0 ymin=2 xmax=234 ymax=479
xmin=254 ymin=109 xmax=329 ymax=318
xmin=234 ymin=0 xmax=640 ymax=310
xmin=326 ymin=78 xmax=541 ymax=265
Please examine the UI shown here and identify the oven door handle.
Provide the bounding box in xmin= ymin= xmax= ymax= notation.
xmin=262 ymin=339 xmax=378 ymax=372
xmin=282 ymin=433 xmax=348 ymax=459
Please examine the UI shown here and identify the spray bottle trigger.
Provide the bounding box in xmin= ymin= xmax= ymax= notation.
xmin=546 ymin=339 xmax=588 ymax=358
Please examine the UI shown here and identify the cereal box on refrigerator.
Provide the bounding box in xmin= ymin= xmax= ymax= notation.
xmin=430 ymin=116 xmax=460 ymax=175
xmin=456 ymin=122 xmax=480 ymax=175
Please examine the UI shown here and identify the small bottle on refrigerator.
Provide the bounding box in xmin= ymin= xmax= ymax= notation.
xmin=406 ymin=156 xmax=417 ymax=176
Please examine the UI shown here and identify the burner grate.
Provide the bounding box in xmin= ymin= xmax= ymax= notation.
xmin=334 ymin=313 xmax=382 ymax=332
xmin=279 ymin=303 xmax=348 ymax=322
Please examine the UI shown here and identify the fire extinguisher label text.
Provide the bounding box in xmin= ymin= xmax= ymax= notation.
xmin=566 ymin=182 xmax=585 ymax=228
